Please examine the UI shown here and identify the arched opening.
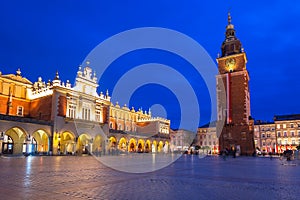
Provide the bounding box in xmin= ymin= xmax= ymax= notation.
xmin=152 ymin=140 xmax=157 ymax=153
xmin=93 ymin=134 xmax=104 ymax=156
xmin=4 ymin=127 xmax=27 ymax=155
xmin=58 ymin=131 xmax=75 ymax=155
xmin=145 ymin=140 xmax=151 ymax=153
xmin=32 ymin=130 xmax=49 ymax=154
xmin=108 ymin=136 xmax=117 ymax=155
xmin=77 ymin=134 xmax=91 ymax=155
xmin=164 ymin=141 xmax=169 ymax=153
xmin=118 ymin=137 xmax=127 ymax=152
xmin=157 ymin=141 xmax=164 ymax=153
xmin=137 ymin=139 xmax=145 ymax=153
xmin=128 ymin=138 xmax=137 ymax=152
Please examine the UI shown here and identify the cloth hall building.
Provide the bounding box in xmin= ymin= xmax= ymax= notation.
xmin=0 ymin=64 xmax=170 ymax=155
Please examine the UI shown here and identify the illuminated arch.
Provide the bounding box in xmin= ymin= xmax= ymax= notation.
xmin=109 ymin=136 xmax=117 ymax=148
xmin=93 ymin=134 xmax=104 ymax=152
xmin=118 ymin=137 xmax=127 ymax=152
xmin=157 ymin=141 xmax=164 ymax=153
xmin=32 ymin=129 xmax=49 ymax=153
xmin=145 ymin=140 xmax=151 ymax=153
xmin=4 ymin=127 xmax=28 ymax=155
xmin=77 ymin=133 xmax=91 ymax=155
xmin=137 ymin=139 xmax=145 ymax=153
xmin=152 ymin=140 xmax=157 ymax=153
xmin=128 ymin=138 xmax=137 ymax=152
xmin=164 ymin=141 xmax=169 ymax=153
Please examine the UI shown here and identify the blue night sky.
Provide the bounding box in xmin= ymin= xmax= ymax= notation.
xmin=0 ymin=1 xmax=299 ymax=129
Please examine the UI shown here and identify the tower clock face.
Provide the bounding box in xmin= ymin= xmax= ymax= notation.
xmin=225 ymin=58 xmax=236 ymax=70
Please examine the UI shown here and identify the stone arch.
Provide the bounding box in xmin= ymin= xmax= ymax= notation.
xmin=55 ymin=131 xmax=75 ymax=155
xmin=118 ymin=137 xmax=127 ymax=152
xmin=108 ymin=136 xmax=117 ymax=148
xmin=137 ymin=139 xmax=145 ymax=153
xmin=32 ymin=129 xmax=49 ymax=154
xmin=164 ymin=141 xmax=169 ymax=153
xmin=128 ymin=138 xmax=137 ymax=152
xmin=145 ymin=140 xmax=151 ymax=153
xmin=93 ymin=134 xmax=105 ymax=153
xmin=77 ymin=133 xmax=92 ymax=155
xmin=157 ymin=141 xmax=164 ymax=153
xmin=152 ymin=140 xmax=157 ymax=153
xmin=4 ymin=127 xmax=28 ymax=155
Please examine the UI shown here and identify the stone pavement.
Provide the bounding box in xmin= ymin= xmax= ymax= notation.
xmin=0 ymin=154 xmax=299 ymax=200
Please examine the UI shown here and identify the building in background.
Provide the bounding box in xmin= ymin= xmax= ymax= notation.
xmin=0 ymin=63 xmax=170 ymax=155
xmin=216 ymin=13 xmax=255 ymax=155
xmin=196 ymin=123 xmax=219 ymax=154
xmin=254 ymin=121 xmax=276 ymax=154
xmin=274 ymin=114 xmax=300 ymax=153
xmin=170 ymin=129 xmax=196 ymax=152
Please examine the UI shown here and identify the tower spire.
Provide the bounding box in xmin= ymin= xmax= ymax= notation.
xmin=221 ymin=12 xmax=242 ymax=57
xmin=228 ymin=11 xmax=232 ymax=25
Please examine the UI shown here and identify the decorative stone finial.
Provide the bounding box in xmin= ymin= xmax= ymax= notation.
xmin=54 ymin=71 xmax=60 ymax=80
xmin=16 ymin=68 xmax=21 ymax=76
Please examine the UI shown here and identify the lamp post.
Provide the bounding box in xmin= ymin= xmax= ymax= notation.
xmin=0 ymin=132 xmax=4 ymax=155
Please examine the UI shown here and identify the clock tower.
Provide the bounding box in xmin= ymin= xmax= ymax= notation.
xmin=216 ymin=12 xmax=255 ymax=155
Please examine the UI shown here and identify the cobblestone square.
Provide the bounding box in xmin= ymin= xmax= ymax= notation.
xmin=0 ymin=155 xmax=299 ymax=200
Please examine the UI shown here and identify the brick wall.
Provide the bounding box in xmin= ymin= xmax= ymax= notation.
xmin=29 ymin=95 xmax=52 ymax=121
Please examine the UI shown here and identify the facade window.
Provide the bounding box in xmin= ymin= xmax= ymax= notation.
xmin=291 ymin=123 xmax=294 ymax=128
xmin=95 ymin=110 xmax=101 ymax=122
xmin=17 ymin=106 xmax=23 ymax=116
xmin=284 ymin=131 xmax=287 ymax=137
xmin=118 ymin=124 xmax=122 ymax=130
xmin=266 ymin=133 xmax=270 ymax=138
xmin=276 ymin=124 xmax=280 ymax=129
xmin=284 ymin=139 xmax=288 ymax=145
xmin=109 ymin=122 xmax=113 ymax=129
xmin=68 ymin=104 xmax=76 ymax=118
xmin=283 ymin=124 xmax=286 ymax=129
xmin=262 ymin=134 xmax=265 ymax=138
xmin=262 ymin=142 xmax=266 ymax=146
xmin=292 ymin=140 xmax=295 ymax=145
xmin=298 ymin=131 xmax=300 ymax=136
xmin=82 ymin=108 xmax=90 ymax=120
xmin=278 ymin=140 xmax=281 ymax=145
xmin=261 ymin=127 xmax=264 ymax=131
xmin=277 ymin=132 xmax=281 ymax=137
xmin=291 ymin=131 xmax=295 ymax=137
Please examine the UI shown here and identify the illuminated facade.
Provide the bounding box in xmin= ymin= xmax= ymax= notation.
xmin=274 ymin=115 xmax=300 ymax=153
xmin=254 ymin=122 xmax=276 ymax=153
xmin=196 ymin=124 xmax=219 ymax=154
xmin=253 ymin=115 xmax=300 ymax=154
xmin=0 ymin=63 xmax=170 ymax=155
xmin=170 ymin=129 xmax=195 ymax=152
